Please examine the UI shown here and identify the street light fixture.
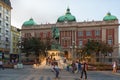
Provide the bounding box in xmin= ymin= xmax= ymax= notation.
xmin=17 ymin=37 xmax=23 ymax=68
xmin=70 ymin=41 xmax=77 ymax=60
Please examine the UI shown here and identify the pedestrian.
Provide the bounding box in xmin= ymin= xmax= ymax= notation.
xmin=80 ymin=60 xmax=87 ymax=80
xmin=71 ymin=61 xmax=76 ymax=73
xmin=53 ymin=62 xmax=60 ymax=79
xmin=112 ymin=61 xmax=117 ymax=73
xmin=64 ymin=57 xmax=66 ymax=63
xmin=66 ymin=64 xmax=70 ymax=71
xmin=0 ymin=60 xmax=4 ymax=70
xmin=51 ymin=62 xmax=55 ymax=72
xmin=75 ymin=61 xmax=78 ymax=73
xmin=78 ymin=61 xmax=82 ymax=73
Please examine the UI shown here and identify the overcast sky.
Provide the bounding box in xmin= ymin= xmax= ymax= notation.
xmin=11 ymin=0 xmax=120 ymax=29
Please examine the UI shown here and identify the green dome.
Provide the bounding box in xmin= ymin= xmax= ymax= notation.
xmin=57 ymin=8 xmax=76 ymax=22
xmin=103 ymin=12 xmax=118 ymax=21
xmin=23 ymin=18 xmax=37 ymax=26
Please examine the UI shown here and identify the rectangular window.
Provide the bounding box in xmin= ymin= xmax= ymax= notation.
xmin=6 ymin=9 xmax=9 ymax=15
xmin=86 ymin=31 xmax=91 ymax=36
xmin=6 ymin=23 xmax=8 ymax=27
xmin=6 ymin=16 xmax=8 ymax=21
xmin=65 ymin=31 xmax=67 ymax=36
xmin=0 ymin=20 xmax=1 ymax=26
xmin=108 ymin=39 xmax=112 ymax=45
xmin=79 ymin=40 xmax=83 ymax=46
xmin=108 ymin=29 xmax=113 ymax=35
xmin=0 ymin=13 xmax=1 ymax=18
xmin=25 ymin=33 xmax=31 ymax=38
xmin=78 ymin=31 xmax=83 ymax=36
xmin=6 ymin=30 xmax=8 ymax=35
xmin=0 ymin=28 xmax=1 ymax=33
xmin=6 ymin=37 xmax=9 ymax=42
xmin=0 ymin=35 xmax=1 ymax=40
xmin=95 ymin=30 xmax=100 ymax=36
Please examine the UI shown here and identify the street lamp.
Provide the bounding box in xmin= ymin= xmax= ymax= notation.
xmin=17 ymin=37 xmax=23 ymax=68
xmin=45 ymin=48 xmax=47 ymax=57
xmin=77 ymin=49 xmax=82 ymax=60
xmin=70 ymin=41 xmax=77 ymax=60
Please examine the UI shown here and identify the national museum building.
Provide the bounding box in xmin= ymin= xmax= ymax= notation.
xmin=21 ymin=8 xmax=120 ymax=63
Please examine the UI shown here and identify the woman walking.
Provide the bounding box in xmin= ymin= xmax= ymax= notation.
xmin=112 ymin=61 xmax=117 ymax=73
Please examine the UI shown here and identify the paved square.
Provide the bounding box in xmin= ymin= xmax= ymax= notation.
xmin=0 ymin=65 xmax=120 ymax=80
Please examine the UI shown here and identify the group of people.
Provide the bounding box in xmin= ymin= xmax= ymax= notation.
xmin=67 ymin=60 xmax=88 ymax=80
xmin=46 ymin=57 xmax=56 ymax=66
xmin=48 ymin=58 xmax=88 ymax=80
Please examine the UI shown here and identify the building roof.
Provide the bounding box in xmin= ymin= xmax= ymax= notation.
xmin=57 ymin=7 xmax=76 ymax=22
xmin=2 ymin=0 xmax=11 ymax=7
xmin=103 ymin=12 xmax=118 ymax=21
xmin=23 ymin=18 xmax=37 ymax=26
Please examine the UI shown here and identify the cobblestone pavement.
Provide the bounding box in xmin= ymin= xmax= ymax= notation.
xmin=0 ymin=65 xmax=120 ymax=80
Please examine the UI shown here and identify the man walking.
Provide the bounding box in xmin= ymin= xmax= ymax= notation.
xmin=80 ymin=60 xmax=87 ymax=80
xmin=78 ymin=61 xmax=82 ymax=73
xmin=53 ymin=62 xmax=60 ymax=79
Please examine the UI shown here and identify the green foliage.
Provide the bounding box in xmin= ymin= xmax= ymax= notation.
xmin=84 ymin=40 xmax=100 ymax=54
xmin=22 ymin=37 xmax=50 ymax=57
xmin=83 ymin=39 xmax=113 ymax=57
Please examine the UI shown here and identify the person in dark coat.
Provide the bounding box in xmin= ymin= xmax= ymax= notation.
xmin=78 ymin=61 xmax=82 ymax=73
xmin=80 ymin=60 xmax=87 ymax=80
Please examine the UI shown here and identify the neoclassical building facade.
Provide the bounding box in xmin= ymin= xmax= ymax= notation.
xmin=21 ymin=8 xmax=119 ymax=63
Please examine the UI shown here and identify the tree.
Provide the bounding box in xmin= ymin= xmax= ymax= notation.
xmin=22 ymin=37 xmax=51 ymax=58
xmin=21 ymin=38 xmax=32 ymax=57
xmin=30 ymin=37 xmax=42 ymax=57
xmin=84 ymin=39 xmax=101 ymax=55
xmin=83 ymin=39 xmax=113 ymax=62
xmin=100 ymin=42 xmax=113 ymax=62
xmin=22 ymin=37 xmax=42 ymax=58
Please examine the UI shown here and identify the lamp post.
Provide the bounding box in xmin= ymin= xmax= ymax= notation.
xmin=17 ymin=37 xmax=23 ymax=68
xmin=45 ymin=48 xmax=47 ymax=57
xmin=70 ymin=41 xmax=77 ymax=60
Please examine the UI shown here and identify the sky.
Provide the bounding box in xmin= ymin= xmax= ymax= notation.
xmin=11 ymin=0 xmax=120 ymax=28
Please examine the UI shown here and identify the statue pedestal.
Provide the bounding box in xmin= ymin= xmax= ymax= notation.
xmin=17 ymin=63 xmax=23 ymax=68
